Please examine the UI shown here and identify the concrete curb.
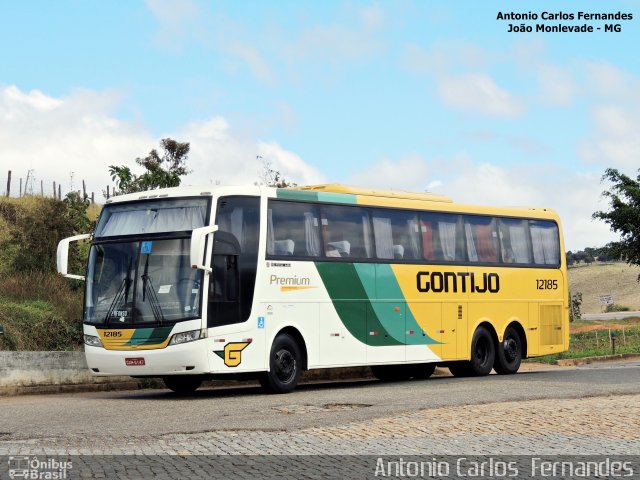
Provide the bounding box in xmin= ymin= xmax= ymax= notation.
xmin=555 ymin=353 xmax=640 ymax=366
xmin=0 ymin=350 xmax=452 ymax=396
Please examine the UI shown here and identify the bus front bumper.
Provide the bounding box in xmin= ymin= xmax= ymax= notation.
xmin=85 ymin=342 xmax=210 ymax=376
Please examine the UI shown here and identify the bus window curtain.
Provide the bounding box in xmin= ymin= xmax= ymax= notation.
xmin=465 ymin=223 xmax=478 ymax=262
xmin=531 ymin=223 xmax=559 ymax=265
xmin=373 ymin=216 xmax=394 ymax=259
xmin=304 ymin=212 xmax=320 ymax=256
xmin=406 ymin=218 xmax=420 ymax=259
xmin=439 ymin=221 xmax=457 ymax=261
xmin=509 ymin=224 xmax=531 ymax=263
xmin=362 ymin=215 xmax=372 ymax=258
xmin=266 ymin=209 xmax=275 ymax=255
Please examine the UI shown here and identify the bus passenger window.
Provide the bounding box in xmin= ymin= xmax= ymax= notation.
xmin=372 ymin=209 xmax=421 ymax=261
xmin=464 ymin=216 xmax=499 ymax=263
xmin=320 ymin=205 xmax=372 ymax=259
xmin=530 ymin=220 xmax=560 ymax=265
xmin=267 ymin=201 xmax=321 ymax=258
xmin=421 ymin=213 xmax=463 ymax=262
xmin=498 ymin=218 xmax=532 ymax=264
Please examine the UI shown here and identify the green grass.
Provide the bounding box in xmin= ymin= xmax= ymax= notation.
xmin=0 ymin=272 xmax=84 ymax=351
xmin=534 ymin=325 xmax=640 ymax=364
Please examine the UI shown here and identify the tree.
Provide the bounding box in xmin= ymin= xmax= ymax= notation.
xmin=256 ymin=156 xmax=296 ymax=188
xmin=109 ymin=138 xmax=191 ymax=195
xmin=593 ymin=168 xmax=640 ymax=279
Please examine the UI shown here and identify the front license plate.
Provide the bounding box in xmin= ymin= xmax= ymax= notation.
xmin=125 ymin=357 xmax=145 ymax=366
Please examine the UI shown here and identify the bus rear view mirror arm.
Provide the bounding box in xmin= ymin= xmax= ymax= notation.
xmin=56 ymin=233 xmax=92 ymax=281
xmin=191 ymin=225 xmax=218 ymax=273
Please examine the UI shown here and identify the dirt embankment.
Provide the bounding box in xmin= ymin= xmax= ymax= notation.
xmin=568 ymin=262 xmax=640 ymax=314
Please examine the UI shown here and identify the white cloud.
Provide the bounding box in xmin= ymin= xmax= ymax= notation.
xmin=179 ymin=116 xmax=323 ymax=187
xmin=0 ymin=85 xmax=154 ymax=198
xmin=0 ymin=85 xmax=320 ymax=199
xmin=145 ymin=0 xmax=200 ymax=50
xmin=438 ymin=73 xmax=525 ymax=117
xmin=578 ymin=105 xmax=640 ymax=171
xmin=345 ymin=154 xmax=431 ymax=192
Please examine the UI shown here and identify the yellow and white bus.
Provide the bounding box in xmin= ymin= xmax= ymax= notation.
xmin=57 ymin=184 xmax=568 ymax=394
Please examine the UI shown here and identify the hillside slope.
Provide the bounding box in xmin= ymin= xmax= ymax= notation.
xmin=568 ymin=262 xmax=640 ymax=314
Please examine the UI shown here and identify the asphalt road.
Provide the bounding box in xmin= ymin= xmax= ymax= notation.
xmin=1 ymin=360 xmax=639 ymax=442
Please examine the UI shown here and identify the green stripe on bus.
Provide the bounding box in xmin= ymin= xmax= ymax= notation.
xmin=315 ymin=262 xmax=402 ymax=346
xmin=373 ymin=264 xmax=439 ymax=345
xmin=276 ymin=189 xmax=357 ymax=204
xmin=125 ymin=327 xmax=172 ymax=346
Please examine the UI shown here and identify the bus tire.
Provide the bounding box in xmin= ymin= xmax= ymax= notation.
xmin=259 ymin=333 xmax=302 ymax=394
xmin=408 ymin=363 xmax=437 ymax=380
xmin=163 ymin=375 xmax=202 ymax=395
xmin=468 ymin=326 xmax=495 ymax=376
xmin=370 ymin=365 xmax=414 ymax=382
xmin=494 ymin=326 xmax=522 ymax=375
xmin=448 ymin=361 xmax=473 ymax=377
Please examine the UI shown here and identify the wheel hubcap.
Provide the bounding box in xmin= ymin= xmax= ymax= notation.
xmin=503 ymin=337 xmax=519 ymax=362
xmin=274 ymin=349 xmax=296 ymax=383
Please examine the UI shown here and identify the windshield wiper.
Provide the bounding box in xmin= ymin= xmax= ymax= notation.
xmin=104 ymin=259 xmax=133 ymax=325
xmin=141 ymin=253 xmax=165 ymax=325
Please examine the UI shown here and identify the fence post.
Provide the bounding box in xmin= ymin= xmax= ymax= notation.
xmin=91 ymin=192 xmax=95 ymax=204
xmin=5 ymin=170 xmax=10 ymax=197
xmin=82 ymin=180 xmax=86 ymax=200
xmin=106 ymin=185 xmax=110 ymax=199
xmin=58 ymin=184 xmax=61 ymax=200
xmin=40 ymin=180 xmax=44 ymax=197
xmin=595 ymin=330 xmax=598 ymax=347
xmin=19 ymin=178 xmax=22 ymax=197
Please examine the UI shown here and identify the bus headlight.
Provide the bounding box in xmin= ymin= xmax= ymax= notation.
xmin=84 ymin=335 xmax=103 ymax=347
xmin=169 ymin=329 xmax=206 ymax=346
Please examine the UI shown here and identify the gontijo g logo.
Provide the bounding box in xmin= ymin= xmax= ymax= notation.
xmin=214 ymin=342 xmax=251 ymax=367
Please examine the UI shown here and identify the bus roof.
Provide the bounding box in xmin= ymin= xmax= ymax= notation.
xmin=293 ymin=184 xmax=453 ymax=203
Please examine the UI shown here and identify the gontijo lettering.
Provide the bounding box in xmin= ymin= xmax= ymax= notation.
xmin=417 ymin=271 xmax=500 ymax=293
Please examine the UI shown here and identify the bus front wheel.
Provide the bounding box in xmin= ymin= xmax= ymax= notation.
xmin=260 ymin=333 xmax=302 ymax=394
xmin=494 ymin=326 xmax=522 ymax=375
xmin=163 ymin=375 xmax=203 ymax=395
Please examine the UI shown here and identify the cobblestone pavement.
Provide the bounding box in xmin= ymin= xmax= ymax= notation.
xmin=2 ymin=393 xmax=639 ymax=456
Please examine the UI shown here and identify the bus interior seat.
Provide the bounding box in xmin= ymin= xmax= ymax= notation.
xmin=393 ymin=244 xmax=404 ymax=259
xmin=327 ymin=240 xmax=350 ymax=257
xmin=274 ymin=239 xmax=295 ymax=256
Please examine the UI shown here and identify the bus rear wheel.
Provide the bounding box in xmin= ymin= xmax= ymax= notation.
xmin=494 ymin=326 xmax=522 ymax=375
xmin=163 ymin=375 xmax=203 ymax=395
xmin=469 ymin=326 xmax=495 ymax=376
xmin=260 ymin=333 xmax=302 ymax=394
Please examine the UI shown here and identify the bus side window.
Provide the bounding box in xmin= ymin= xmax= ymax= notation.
xmin=267 ymin=201 xmax=321 ymax=258
xmin=530 ymin=220 xmax=560 ymax=266
xmin=372 ymin=209 xmax=421 ymax=261
xmin=498 ymin=218 xmax=532 ymax=264
xmin=421 ymin=213 xmax=462 ymax=262
xmin=320 ymin=205 xmax=373 ymax=260
xmin=464 ymin=216 xmax=499 ymax=264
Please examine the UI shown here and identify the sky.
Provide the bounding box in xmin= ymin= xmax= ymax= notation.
xmin=1 ymin=0 xmax=639 ymax=251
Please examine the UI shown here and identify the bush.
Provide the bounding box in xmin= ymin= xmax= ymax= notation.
xmin=0 ymin=272 xmax=83 ymax=350
xmin=606 ymin=304 xmax=631 ymax=312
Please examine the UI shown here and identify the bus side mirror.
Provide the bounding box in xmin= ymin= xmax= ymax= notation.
xmin=57 ymin=234 xmax=92 ymax=281
xmin=191 ymin=225 xmax=218 ymax=272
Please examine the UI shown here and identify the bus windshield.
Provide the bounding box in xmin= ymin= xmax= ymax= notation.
xmin=85 ymin=239 xmax=202 ymax=325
